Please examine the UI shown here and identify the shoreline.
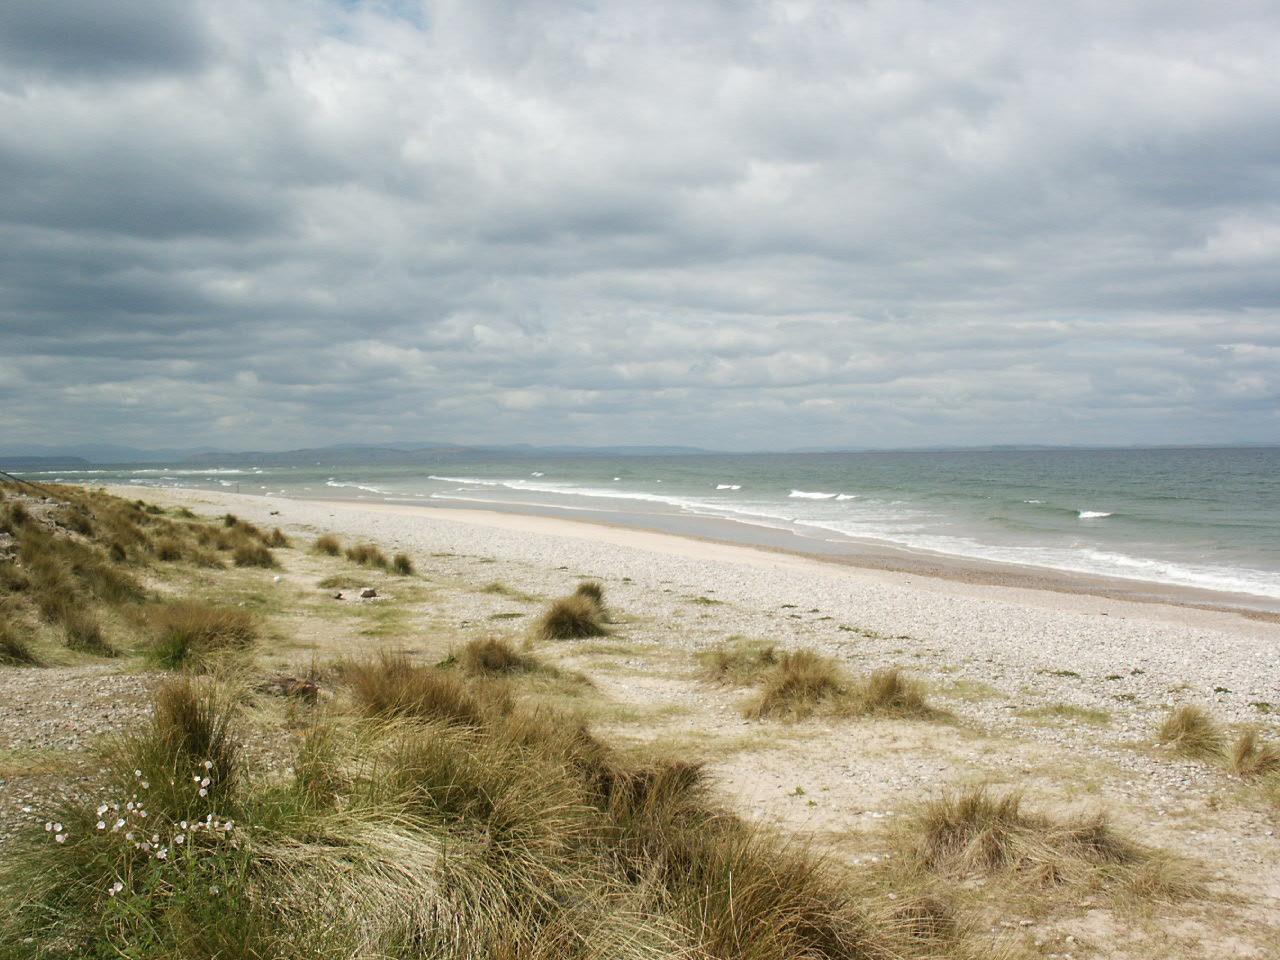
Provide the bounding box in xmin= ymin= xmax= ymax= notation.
xmin=108 ymin=484 xmax=1280 ymax=636
xmin=142 ymin=480 xmax=1280 ymax=624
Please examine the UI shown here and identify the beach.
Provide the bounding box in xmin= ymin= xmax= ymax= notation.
xmin=119 ymin=487 xmax=1280 ymax=719
xmin=3 ymin=481 xmax=1277 ymax=956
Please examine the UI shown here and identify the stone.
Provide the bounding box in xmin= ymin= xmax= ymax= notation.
xmin=360 ymin=588 xmax=377 ymax=599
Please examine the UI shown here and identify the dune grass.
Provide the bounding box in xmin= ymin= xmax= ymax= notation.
xmin=898 ymin=787 xmax=1189 ymax=900
xmin=313 ymin=533 xmax=343 ymax=556
xmin=1 ymin=653 xmax=988 ymax=960
xmin=266 ymin=527 xmax=291 ymax=548
xmin=346 ymin=542 xmax=389 ymax=569
xmin=232 ymin=541 xmax=276 ymax=568
xmin=1157 ymin=705 xmax=1225 ymax=760
xmin=456 ymin=636 xmax=543 ymax=676
xmin=534 ymin=593 xmax=609 ymax=641
xmin=143 ymin=601 xmax=258 ymax=670
xmin=743 ymin=650 xmax=937 ymax=721
xmin=1230 ymin=729 xmax=1280 ymax=780
xmin=0 ymin=623 xmax=39 ymax=666
xmin=392 ymin=552 xmax=414 ymax=575
xmin=63 ymin=609 xmax=117 ymax=657
xmin=698 ymin=639 xmax=779 ymax=685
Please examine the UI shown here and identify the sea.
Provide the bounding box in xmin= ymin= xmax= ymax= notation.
xmin=22 ymin=447 xmax=1280 ymax=604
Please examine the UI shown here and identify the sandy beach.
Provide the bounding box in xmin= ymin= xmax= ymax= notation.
xmin=3 ymin=481 xmax=1276 ymax=957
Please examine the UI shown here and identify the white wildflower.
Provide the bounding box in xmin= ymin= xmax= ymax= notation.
xmin=97 ymin=821 xmax=107 ymax=830
xmin=55 ymin=834 xmax=66 ymax=844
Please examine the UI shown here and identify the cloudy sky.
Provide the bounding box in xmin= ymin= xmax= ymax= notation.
xmin=1 ymin=0 xmax=1278 ymax=452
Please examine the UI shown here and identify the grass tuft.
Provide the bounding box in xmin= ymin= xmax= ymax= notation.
xmin=232 ymin=541 xmax=276 ymax=568
xmin=392 ymin=552 xmax=414 ymax=575
xmin=902 ymin=786 xmax=1183 ymax=895
xmin=345 ymin=651 xmax=493 ymax=725
xmin=63 ymin=609 xmax=117 ymax=657
xmin=313 ymin=533 xmax=342 ymax=556
xmin=1157 ymin=705 xmax=1225 ymax=760
xmin=457 ymin=637 xmax=542 ymax=676
xmin=1229 ymin=729 xmax=1280 ymax=780
xmin=745 ymin=650 xmax=847 ymax=720
xmin=574 ymin=580 xmax=605 ymax=606
xmin=534 ymin=593 xmax=608 ymax=641
xmin=0 ymin=624 xmax=40 ymax=665
xmin=266 ymin=527 xmax=291 ymax=548
xmin=847 ymin=668 xmax=935 ymax=719
xmin=698 ymin=640 xmax=779 ymax=685
xmin=143 ymin=601 xmax=257 ymax=670
xmin=346 ymin=542 xmax=389 ymax=569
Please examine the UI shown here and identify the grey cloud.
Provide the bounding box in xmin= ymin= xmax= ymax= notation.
xmin=0 ymin=0 xmax=211 ymax=78
xmin=1 ymin=0 xmax=1278 ymax=451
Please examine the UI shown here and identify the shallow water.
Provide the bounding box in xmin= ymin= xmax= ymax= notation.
xmin=30 ymin=447 xmax=1280 ymax=601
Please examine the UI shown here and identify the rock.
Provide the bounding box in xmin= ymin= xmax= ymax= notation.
xmin=333 ymin=592 xmax=343 ymax=600
xmin=360 ymin=588 xmax=377 ymax=599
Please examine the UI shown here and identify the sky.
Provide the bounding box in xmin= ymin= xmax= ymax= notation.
xmin=1 ymin=0 xmax=1278 ymax=453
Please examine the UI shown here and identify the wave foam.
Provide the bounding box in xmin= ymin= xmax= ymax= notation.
xmin=716 ymin=484 xmax=742 ymax=490
xmin=325 ymin=480 xmax=389 ymax=495
xmin=789 ymin=490 xmax=839 ymax=500
xmin=1077 ymin=510 xmax=1113 ymax=519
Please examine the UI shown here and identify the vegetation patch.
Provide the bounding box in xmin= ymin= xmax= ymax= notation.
xmin=143 ymin=601 xmax=258 ymax=670
xmin=534 ymin=593 xmax=608 ymax=641
xmin=346 ymin=542 xmax=389 ymax=569
xmin=698 ymin=639 xmax=779 ymax=685
xmin=898 ymin=787 xmax=1189 ymax=899
xmin=1157 ymin=705 xmax=1225 ymax=760
xmin=313 ymin=533 xmax=343 ymax=556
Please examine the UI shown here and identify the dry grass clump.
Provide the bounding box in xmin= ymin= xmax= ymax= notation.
xmin=0 ymin=623 xmax=40 ymax=665
xmin=143 ymin=601 xmax=257 ymax=670
xmin=232 ymin=541 xmax=276 ymax=568
xmin=346 ymin=542 xmax=389 ymax=569
xmin=345 ymin=651 xmax=493 ymax=726
xmin=1157 ymin=705 xmax=1225 ymax=760
xmin=847 ymin=668 xmax=936 ymax=719
xmin=153 ymin=537 xmax=185 ymax=561
xmin=313 ymin=532 xmax=342 ymax=556
xmin=534 ymin=593 xmax=608 ymax=641
xmin=392 ymin=552 xmax=414 ymax=575
xmin=900 ymin=787 xmax=1187 ymax=899
xmin=63 ymin=609 xmax=117 ymax=657
xmin=456 ymin=637 xmax=543 ymax=676
xmin=574 ymin=580 xmax=605 ymax=606
xmin=698 ymin=639 xmax=779 ymax=685
xmin=1230 ymin=729 xmax=1280 ymax=780
xmin=266 ymin=527 xmax=290 ymax=548
xmin=744 ymin=650 xmax=848 ymax=720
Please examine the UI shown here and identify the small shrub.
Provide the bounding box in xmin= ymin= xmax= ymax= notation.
xmin=574 ymin=581 xmax=605 ymax=607
xmin=266 ymin=527 xmax=290 ymax=548
xmin=313 ymin=533 xmax=342 ymax=556
xmin=223 ymin=513 xmax=239 ymax=528
xmin=1230 ymin=729 xmax=1280 ymax=779
xmin=233 ymin=542 xmax=275 ymax=568
xmin=7 ymin=502 xmax=29 ymax=526
xmin=392 ymin=552 xmax=414 ymax=575
xmin=534 ymin=594 xmax=607 ymax=641
xmin=345 ymin=542 xmax=389 ymax=568
xmin=144 ymin=601 xmax=257 ymax=670
xmin=1157 ymin=705 xmax=1224 ymax=760
xmin=176 ymin=507 xmax=196 ymax=519
xmin=745 ymin=650 xmax=846 ymax=720
xmin=108 ymin=542 xmax=127 ymax=562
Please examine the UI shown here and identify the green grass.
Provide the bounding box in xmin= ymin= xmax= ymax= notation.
xmin=142 ymin=601 xmax=257 ymax=670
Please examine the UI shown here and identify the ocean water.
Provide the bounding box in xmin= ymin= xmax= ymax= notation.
xmin=27 ymin=447 xmax=1280 ymax=602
